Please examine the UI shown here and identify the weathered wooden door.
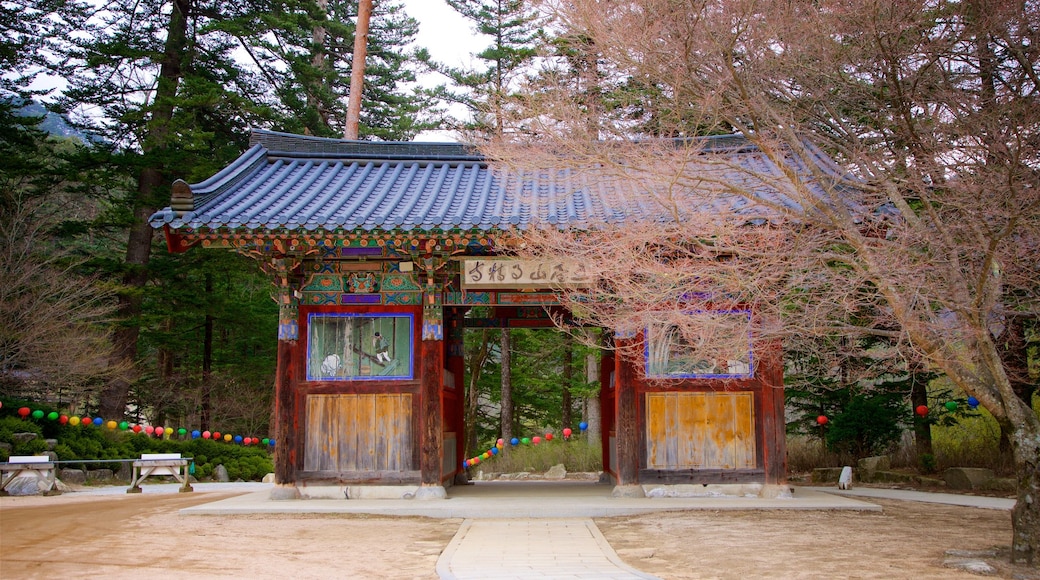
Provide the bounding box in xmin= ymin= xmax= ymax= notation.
xmin=645 ymin=392 xmax=755 ymax=470
xmin=304 ymin=393 xmax=413 ymax=472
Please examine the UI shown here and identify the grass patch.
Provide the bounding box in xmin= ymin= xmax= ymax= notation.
xmin=930 ymin=408 xmax=1014 ymax=475
xmin=472 ymin=438 xmax=602 ymax=474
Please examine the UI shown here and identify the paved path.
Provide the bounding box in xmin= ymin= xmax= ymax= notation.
xmin=806 ymin=486 xmax=1016 ymax=510
xmin=436 ymin=519 xmax=659 ymax=580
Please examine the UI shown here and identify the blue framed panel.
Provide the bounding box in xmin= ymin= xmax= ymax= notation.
xmin=644 ymin=310 xmax=754 ymax=379
xmin=306 ymin=312 xmax=415 ymax=381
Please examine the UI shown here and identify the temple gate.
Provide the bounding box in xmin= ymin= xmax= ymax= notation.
xmin=150 ymin=129 xmax=829 ymax=498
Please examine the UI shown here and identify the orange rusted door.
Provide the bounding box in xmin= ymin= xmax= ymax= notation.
xmin=645 ymin=392 xmax=755 ymax=470
xmin=304 ymin=393 xmax=413 ymax=472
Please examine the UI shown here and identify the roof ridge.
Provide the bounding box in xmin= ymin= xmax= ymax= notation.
xmin=249 ymin=128 xmax=483 ymax=161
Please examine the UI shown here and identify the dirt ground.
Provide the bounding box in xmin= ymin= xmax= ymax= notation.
xmin=1 ymin=491 xmax=1036 ymax=579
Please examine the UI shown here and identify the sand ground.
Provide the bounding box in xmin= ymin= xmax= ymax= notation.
xmin=1 ymin=490 xmax=1035 ymax=579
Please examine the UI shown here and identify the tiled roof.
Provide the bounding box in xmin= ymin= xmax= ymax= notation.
xmin=149 ymin=129 xmax=853 ymax=233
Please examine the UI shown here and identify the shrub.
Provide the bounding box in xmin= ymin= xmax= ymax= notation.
xmin=0 ymin=416 xmax=42 ymax=443
xmin=824 ymin=393 xmax=904 ymax=459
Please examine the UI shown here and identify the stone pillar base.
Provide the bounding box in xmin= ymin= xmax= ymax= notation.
xmin=611 ymin=484 xmax=645 ymax=498
xmin=414 ymin=485 xmax=447 ymax=500
xmin=269 ymin=484 xmax=301 ymax=500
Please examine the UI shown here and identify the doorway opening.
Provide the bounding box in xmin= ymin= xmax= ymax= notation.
xmin=454 ymin=324 xmax=608 ymax=491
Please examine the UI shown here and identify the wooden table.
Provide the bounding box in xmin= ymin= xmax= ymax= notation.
xmin=127 ymin=453 xmax=193 ymax=493
xmin=1 ymin=456 xmax=60 ymax=495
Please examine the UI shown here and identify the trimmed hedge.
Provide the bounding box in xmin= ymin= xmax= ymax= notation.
xmin=0 ymin=399 xmax=272 ymax=480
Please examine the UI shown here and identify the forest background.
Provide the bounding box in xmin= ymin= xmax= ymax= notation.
xmin=0 ymin=0 xmax=1036 ymax=501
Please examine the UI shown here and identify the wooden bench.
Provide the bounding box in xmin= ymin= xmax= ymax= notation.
xmin=1 ymin=455 xmax=60 ymax=496
xmin=127 ymin=453 xmax=193 ymax=493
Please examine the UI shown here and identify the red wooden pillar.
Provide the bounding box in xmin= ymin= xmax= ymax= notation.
xmin=420 ymin=338 xmax=444 ymax=485
xmin=273 ymin=338 xmax=296 ymax=484
xmin=760 ymin=341 xmax=787 ymax=484
xmin=445 ymin=307 xmax=466 ymax=478
xmin=418 ymin=295 xmax=445 ymax=496
xmin=600 ymin=354 xmax=616 ymax=476
xmin=613 ymin=338 xmax=642 ymax=495
xmin=272 ymin=290 xmax=299 ymax=492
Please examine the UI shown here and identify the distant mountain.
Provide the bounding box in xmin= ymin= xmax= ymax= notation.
xmin=2 ymin=91 xmax=98 ymax=143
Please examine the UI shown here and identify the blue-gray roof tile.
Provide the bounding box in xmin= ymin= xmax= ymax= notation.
xmin=149 ymin=129 xmax=853 ymax=234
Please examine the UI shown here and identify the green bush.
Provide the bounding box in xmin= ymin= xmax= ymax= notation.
xmin=0 ymin=416 xmax=273 ymax=481
xmin=13 ymin=437 xmax=48 ymax=456
xmin=0 ymin=416 xmax=42 ymax=442
xmin=824 ymin=393 xmax=904 ymax=459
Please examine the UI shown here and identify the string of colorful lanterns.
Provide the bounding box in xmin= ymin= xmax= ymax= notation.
xmin=9 ymin=405 xmax=274 ymax=448
xmin=463 ymin=422 xmax=588 ymax=469
xmin=815 ymin=396 xmax=980 ymax=426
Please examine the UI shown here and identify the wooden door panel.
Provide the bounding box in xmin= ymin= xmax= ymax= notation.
xmin=304 ymin=393 xmax=413 ymax=472
xmin=646 ymin=392 xmax=755 ymax=470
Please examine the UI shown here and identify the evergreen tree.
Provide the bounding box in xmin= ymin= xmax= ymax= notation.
xmin=437 ymin=0 xmax=545 ymax=139
xmin=0 ymin=103 xmax=115 ymax=399
xmin=227 ymin=0 xmax=437 ymax=139
xmin=56 ymin=0 xmax=274 ymax=419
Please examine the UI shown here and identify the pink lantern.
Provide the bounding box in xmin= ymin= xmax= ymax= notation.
xmin=563 ymin=428 xmax=572 ymax=438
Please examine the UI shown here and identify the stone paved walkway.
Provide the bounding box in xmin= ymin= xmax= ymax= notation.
xmin=436 ymin=519 xmax=660 ymax=580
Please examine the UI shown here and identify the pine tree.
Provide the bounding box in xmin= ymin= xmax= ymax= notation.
xmin=228 ymin=0 xmax=437 ymax=140
xmin=57 ymin=0 xmax=274 ymax=419
xmin=437 ymin=0 xmax=545 ymax=139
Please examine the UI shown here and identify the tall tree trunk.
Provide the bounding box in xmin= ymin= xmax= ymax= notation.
xmin=997 ymin=316 xmax=1036 ymax=456
xmin=910 ymin=373 xmax=933 ymax=468
xmin=966 ymin=5 xmax=1040 ymax=562
xmin=307 ymin=0 xmax=330 ymax=133
xmin=344 ymin=0 xmax=373 ymax=139
xmin=99 ymin=0 xmax=191 ymax=420
xmin=201 ymin=272 xmax=214 ymax=430
xmin=465 ymin=329 xmax=491 ymax=457
xmin=500 ymin=327 xmax=513 ymax=445
xmin=561 ymin=334 xmax=573 ymax=428
xmin=584 ymin=342 xmax=601 ymax=442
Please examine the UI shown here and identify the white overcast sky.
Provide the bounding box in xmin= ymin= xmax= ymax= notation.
xmin=403 ymin=0 xmax=485 ymax=70
xmin=401 ymin=0 xmax=487 ymax=141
